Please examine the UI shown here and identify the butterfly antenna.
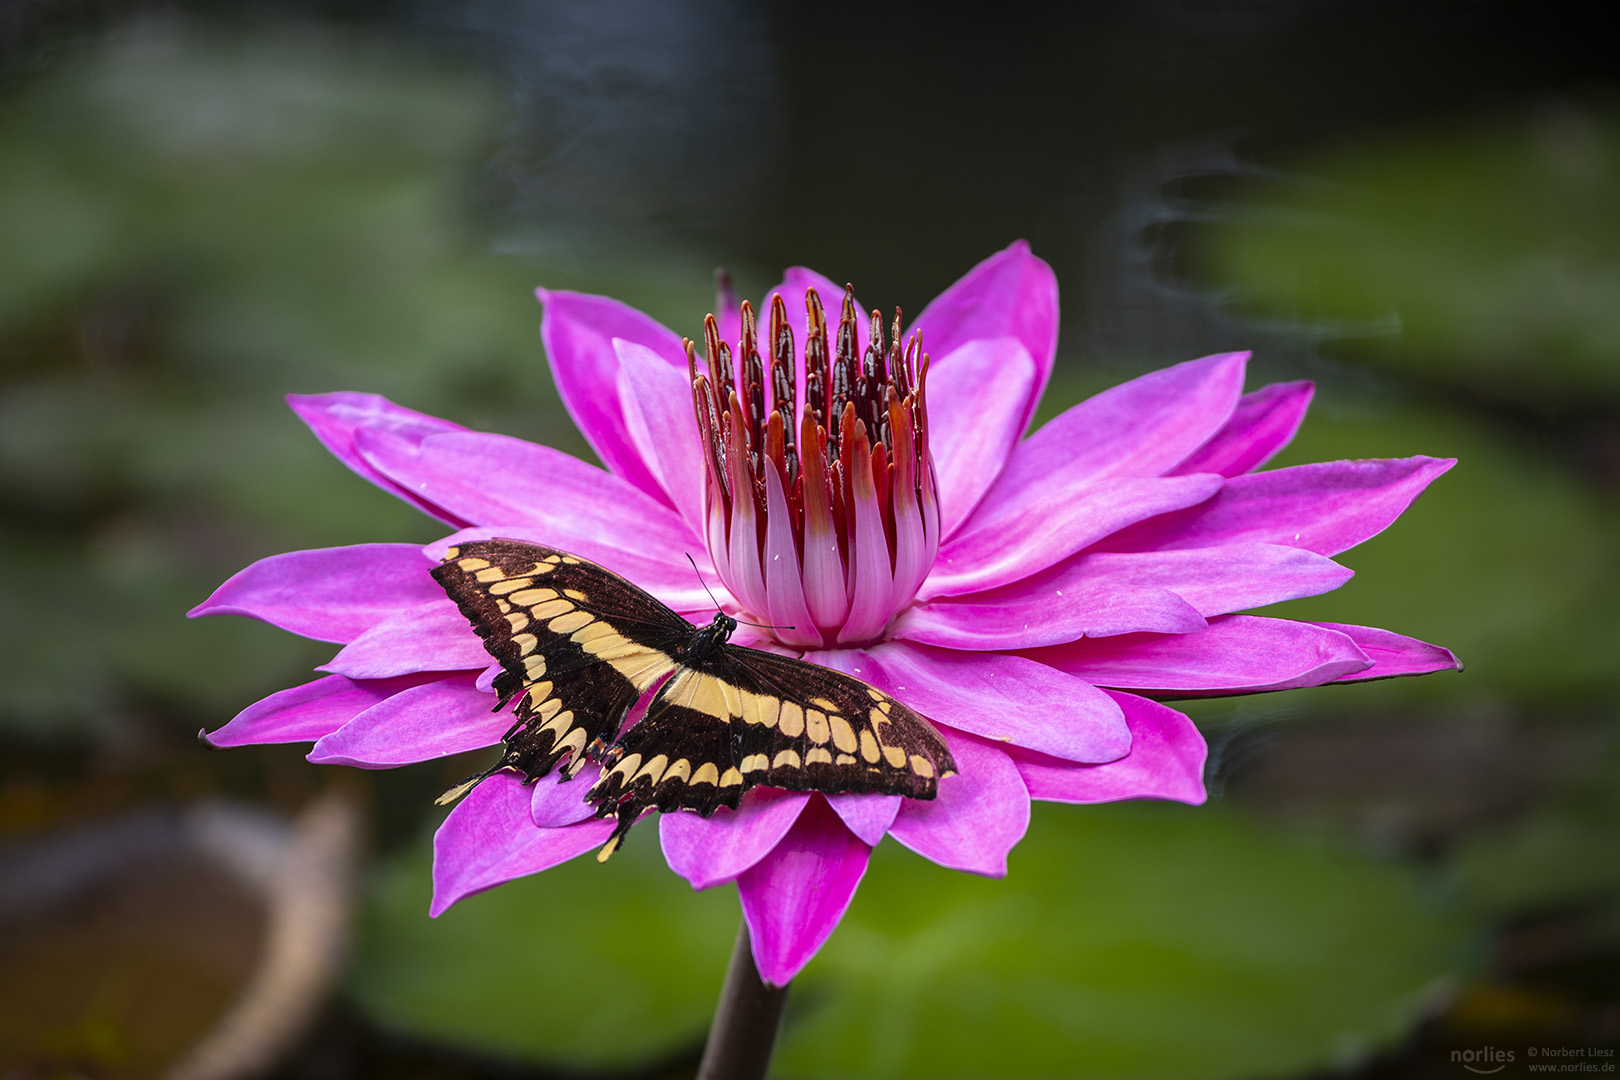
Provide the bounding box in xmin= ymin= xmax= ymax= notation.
xmin=683 ymin=552 xmax=795 ymax=631
xmin=685 ymin=552 xmax=725 ymax=613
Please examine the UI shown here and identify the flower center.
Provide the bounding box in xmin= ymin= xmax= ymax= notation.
xmin=686 ymin=285 xmax=941 ymax=650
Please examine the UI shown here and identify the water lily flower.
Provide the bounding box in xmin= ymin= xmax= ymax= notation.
xmin=191 ymin=241 xmax=1459 ymax=987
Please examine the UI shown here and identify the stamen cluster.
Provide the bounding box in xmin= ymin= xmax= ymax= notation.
xmin=687 ymin=286 xmax=941 ymax=648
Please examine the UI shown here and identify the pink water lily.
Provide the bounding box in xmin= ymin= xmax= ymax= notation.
xmin=191 ymin=241 xmax=1459 ymax=987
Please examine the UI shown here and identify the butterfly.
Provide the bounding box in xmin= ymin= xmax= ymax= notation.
xmin=431 ymin=539 xmax=958 ymax=859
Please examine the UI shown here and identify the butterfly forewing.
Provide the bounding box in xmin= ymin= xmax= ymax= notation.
xmin=432 ymin=540 xmax=689 ymax=786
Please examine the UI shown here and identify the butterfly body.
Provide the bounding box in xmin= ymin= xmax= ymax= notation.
xmin=431 ymin=540 xmax=957 ymax=858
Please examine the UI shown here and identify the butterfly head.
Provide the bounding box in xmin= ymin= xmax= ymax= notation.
xmin=681 ymin=612 xmax=737 ymax=662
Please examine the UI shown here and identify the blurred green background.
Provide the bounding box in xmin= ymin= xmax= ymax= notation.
xmin=1 ymin=2 xmax=1615 ymax=1078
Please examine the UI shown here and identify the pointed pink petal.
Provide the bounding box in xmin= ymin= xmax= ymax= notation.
xmin=1027 ymin=615 xmax=1373 ymax=694
xmin=825 ymin=794 xmax=901 ymax=846
xmin=812 ymin=643 xmax=1130 ymax=765
xmin=1013 ymin=691 xmax=1207 ymax=805
xmin=925 ymin=338 xmax=1037 ymax=537
xmin=530 ymin=768 xmax=600 ymax=827
xmin=430 ymin=772 xmax=614 ymax=916
xmin=924 ymin=473 xmax=1222 ymax=599
xmin=188 ymin=544 xmax=441 ymax=644
xmin=1311 ymin=622 xmax=1463 ymax=682
xmin=761 ymin=467 xmax=822 ymax=649
xmin=318 ymin=600 xmax=489 ymax=679
xmin=428 ymin=527 xmax=728 ymax=616
xmin=659 ymin=789 xmax=812 ymax=890
xmin=286 ymin=393 xmax=469 ymax=525
xmin=614 ymin=339 xmax=707 ymax=538
xmin=1101 ymin=457 xmax=1457 ymax=557
xmin=537 ymin=288 xmax=685 ymax=503
xmin=203 ymin=672 xmax=439 ymax=747
xmin=356 ymin=429 xmax=698 ymax=551
xmin=738 ymin=796 xmax=870 ymax=987
xmin=903 ymin=542 xmax=1349 ymax=652
xmin=910 ymin=240 xmax=1058 ymax=436
xmin=835 ymin=436 xmax=897 ymax=644
xmin=988 ymin=353 xmax=1248 ymax=519
xmin=307 ymin=674 xmax=503 ymax=767
xmin=1074 ymin=543 xmax=1354 ymax=617
xmin=895 ymin=568 xmax=1207 ymax=651
xmin=1171 ymin=380 xmax=1314 ymax=477
xmin=890 ymin=731 xmax=1029 ymax=877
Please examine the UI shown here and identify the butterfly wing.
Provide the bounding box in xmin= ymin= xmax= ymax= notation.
xmin=432 ymin=539 xmax=692 ymax=791
xmin=717 ymin=645 xmax=957 ymax=797
xmin=588 ymin=644 xmax=957 ymax=853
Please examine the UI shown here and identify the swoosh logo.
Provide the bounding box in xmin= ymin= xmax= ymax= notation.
xmin=1462 ymin=1066 xmax=1506 ymax=1075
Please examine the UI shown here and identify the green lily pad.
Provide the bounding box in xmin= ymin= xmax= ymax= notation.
xmin=350 ymin=802 xmax=1473 ymax=1078
xmin=349 ymin=823 xmax=738 ymax=1071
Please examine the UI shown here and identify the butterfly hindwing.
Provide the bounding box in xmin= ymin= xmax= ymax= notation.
xmin=714 ymin=646 xmax=955 ymax=798
xmin=432 ymin=540 xmax=689 ymax=786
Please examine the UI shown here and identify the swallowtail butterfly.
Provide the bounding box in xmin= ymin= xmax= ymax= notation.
xmin=433 ymin=539 xmax=958 ymax=859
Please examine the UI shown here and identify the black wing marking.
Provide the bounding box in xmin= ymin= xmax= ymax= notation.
xmin=432 ymin=540 xmax=692 ymax=795
xmin=588 ymin=649 xmax=957 ymax=855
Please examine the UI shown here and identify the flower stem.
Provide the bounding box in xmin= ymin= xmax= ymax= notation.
xmin=697 ymin=922 xmax=790 ymax=1080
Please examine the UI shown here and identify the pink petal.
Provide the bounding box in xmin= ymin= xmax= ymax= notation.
xmin=761 ymin=467 xmax=822 ymax=649
xmin=537 ymin=288 xmax=685 ymax=504
xmin=615 ymin=339 xmax=707 ymax=537
xmin=889 ymin=730 xmax=1030 ymax=877
xmin=902 ymin=543 xmax=1349 ymax=652
xmin=1171 ymin=380 xmax=1314 ymax=477
xmin=356 ymin=429 xmax=698 ymax=552
xmin=286 ymin=392 xmax=468 ymax=526
xmin=318 ymin=599 xmax=489 ymax=679
xmin=1013 ymin=691 xmax=1207 ymax=805
xmin=307 ymin=674 xmax=504 ymax=767
xmin=203 ymin=672 xmax=439 ymax=747
xmin=430 ymin=772 xmax=615 ymax=916
xmin=925 ymin=338 xmax=1038 ymax=538
xmin=1101 ymin=456 xmax=1457 ymax=557
xmin=188 ymin=543 xmax=441 ymax=644
xmin=894 ymin=570 xmax=1207 ymax=651
xmin=1075 ymin=543 xmax=1355 ymax=617
xmin=987 ymin=353 xmax=1248 ymax=511
xmin=812 ymin=643 xmax=1130 ymax=765
xmin=530 ymin=768 xmax=601 ymax=827
xmin=924 ymin=473 xmax=1223 ymax=599
xmin=1027 ymin=615 xmax=1373 ymax=694
xmin=1311 ymin=622 xmax=1463 ymax=682
xmin=738 ymin=796 xmax=870 ymax=987
xmin=429 ymin=527 xmax=729 ymax=616
xmin=835 ymin=433 xmax=897 ymax=644
xmin=825 ymin=794 xmax=901 ymax=846
xmin=910 ymin=240 xmax=1058 ymax=436
xmin=659 ymin=789 xmax=812 ymax=890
